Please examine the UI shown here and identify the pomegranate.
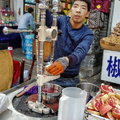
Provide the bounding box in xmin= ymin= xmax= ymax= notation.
xmin=99 ymin=104 xmax=112 ymax=116
xmin=86 ymin=109 xmax=100 ymax=116
xmin=112 ymin=105 xmax=120 ymax=119
xmin=92 ymin=98 xmax=104 ymax=111
xmin=107 ymin=96 xmax=120 ymax=108
xmin=108 ymin=92 xmax=116 ymax=97
xmin=101 ymin=84 xmax=115 ymax=94
xmin=115 ymin=93 xmax=120 ymax=100
xmin=87 ymin=102 xmax=94 ymax=111
xmin=96 ymin=93 xmax=105 ymax=98
xmin=104 ymin=112 xmax=115 ymax=120
xmin=100 ymin=94 xmax=109 ymax=102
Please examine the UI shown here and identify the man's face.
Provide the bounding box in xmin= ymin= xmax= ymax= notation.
xmin=70 ymin=1 xmax=90 ymax=24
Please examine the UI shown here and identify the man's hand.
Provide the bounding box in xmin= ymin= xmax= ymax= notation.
xmin=46 ymin=57 xmax=69 ymax=75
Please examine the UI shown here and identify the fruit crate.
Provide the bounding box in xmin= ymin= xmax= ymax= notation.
xmin=84 ymin=88 xmax=120 ymax=120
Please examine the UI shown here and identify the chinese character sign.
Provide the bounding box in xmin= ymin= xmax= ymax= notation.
xmin=101 ymin=50 xmax=120 ymax=84
xmin=106 ymin=56 xmax=120 ymax=78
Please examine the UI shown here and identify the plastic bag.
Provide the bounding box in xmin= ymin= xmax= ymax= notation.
xmin=88 ymin=9 xmax=105 ymax=28
xmin=0 ymin=93 xmax=9 ymax=114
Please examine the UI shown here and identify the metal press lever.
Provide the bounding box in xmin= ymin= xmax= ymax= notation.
xmin=3 ymin=26 xmax=61 ymax=37
xmin=36 ymin=0 xmax=60 ymax=102
xmin=3 ymin=26 xmax=34 ymax=35
xmin=2 ymin=0 xmax=60 ymax=104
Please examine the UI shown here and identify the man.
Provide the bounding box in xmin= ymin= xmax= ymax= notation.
xmin=18 ymin=7 xmax=34 ymax=53
xmin=46 ymin=0 xmax=94 ymax=87
xmin=58 ymin=5 xmax=66 ymax=15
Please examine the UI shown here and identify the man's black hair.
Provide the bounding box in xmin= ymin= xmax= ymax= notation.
xmin=28 ymin=7 xmax=34 ymax=13
xmin=72 ymin=0 xmax=91 ymax=11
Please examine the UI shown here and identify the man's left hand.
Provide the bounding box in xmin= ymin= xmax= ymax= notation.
xmin=46 ymin=57 xmax=69 ymax=75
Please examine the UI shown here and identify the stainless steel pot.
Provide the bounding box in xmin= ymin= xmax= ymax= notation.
xmin=77 ymin=82 xmax=100 ymax=103
xmin=42 ymin=83 xmax=62 ymax=104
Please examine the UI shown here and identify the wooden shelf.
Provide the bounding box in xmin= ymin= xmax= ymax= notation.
xmin=60 ymin=1 xmax=72 ymax=15
xmin=61 ymin=0 xmax=72 ymax=3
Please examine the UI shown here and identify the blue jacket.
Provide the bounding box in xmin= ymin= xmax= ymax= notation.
xmin=18 ymin=13 xmax=34 ymax=30
xmin=46 ymin=10 xmax=94 ymax=76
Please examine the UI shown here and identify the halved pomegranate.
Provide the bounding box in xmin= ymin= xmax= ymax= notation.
xmin=100 ymin=94 xmax=109 ymax=102
xmin=115 ymin=93 xmax=120 ymax=100
xmin=108 ymin=92 xmax=115 ymax=97
xmin=86 ymin=109 xmax=100 ymax=116
xmin=96 ymin=93 xmax=105 ymax=99
xmin=112 ymin=105 xmax=120 ymax=119
xmin=87 ymin=102 xmax=95 ymax=111
xmin=92 ymin=98 xmax=104 ymax=111
xmin=99 ymin=104 xmax=112 ymax=116
xmin=107 ymin=96 xmax=120 ymax=108
xmin=104 ymin=111 xmax=115 ymax=120
xmin=101 ymin=84 xmax=115 ymax=94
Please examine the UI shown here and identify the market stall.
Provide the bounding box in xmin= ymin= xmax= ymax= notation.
xmin=1 ymin=0 xmax=120 ymax=120
xmin=101 ymin=22 xmax=120 ymax=84
xmin=0 ymin=4 xmax=21 ymax=48
xmin=0 ymin=26 xmax=21 ymax=48
xmin=85 ymin=22 xmax=120 ymax=120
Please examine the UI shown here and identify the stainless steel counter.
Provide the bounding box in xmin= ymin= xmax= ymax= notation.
xmin=1 ymin=77 xmax=120 ymax=120
xmin=0 ymin=79 xmax=57 ymax=120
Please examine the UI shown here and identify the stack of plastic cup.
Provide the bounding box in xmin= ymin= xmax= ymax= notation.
xmin=25 ymin=34 xmax=34 ymax=60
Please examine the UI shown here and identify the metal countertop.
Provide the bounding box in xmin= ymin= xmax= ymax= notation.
xmin=0 ymin=79 xmax=57 ymax=120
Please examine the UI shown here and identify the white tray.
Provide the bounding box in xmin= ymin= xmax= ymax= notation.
xmin=84 ymin=88 xmax=120 ymax=120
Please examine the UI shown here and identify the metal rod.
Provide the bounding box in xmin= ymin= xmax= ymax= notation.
xmin=36 ymin=7 xmax=41 ymax=24
xmin=36 ymin=39 xmax=39 ymax=74
xmin=37 ymin=0 xmax=47 ymax=102
xmin=50 ymin=0 xmax=59 ymax=62
xmin=3 ymin=27 xmax=33 ymax=35
xmin=38 ymin=41 xmax=44 ymax=75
